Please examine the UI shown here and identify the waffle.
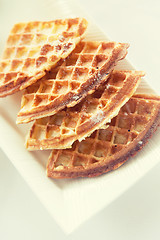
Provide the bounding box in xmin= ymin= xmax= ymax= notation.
xmin=46 ymin=94 xmax=160 ymax=179
xmin=17 ymin=41 xmax=129 ymax=124
xmin=0 ymin=18 xmax=88 ymax=97
xmin=26 ymin=70 xmax=144 ymax=150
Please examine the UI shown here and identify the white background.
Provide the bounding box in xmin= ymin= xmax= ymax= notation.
xmin=0 ymin=0 xmax=160 ymax=239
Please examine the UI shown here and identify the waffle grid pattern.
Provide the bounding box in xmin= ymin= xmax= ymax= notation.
xmin=26 ymin=71 xmax=142 ymax=150
xmin=0 ymin=18 xmax=87 ymax=96
xmin=17 ymin=41 xmax=129 ymax=123
xmin=47 ymin=95 xmax=160 ymax=176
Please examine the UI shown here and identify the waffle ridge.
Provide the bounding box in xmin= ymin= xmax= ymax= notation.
xmin=46 ymin=94 xmax=160 ymax=178
xmin=26 ymin=70 xmax=144 ymax=150
xmin=17 ymin=41 xmax=129 ymax=123
xmin=0 ymin=18 xmax=88 ymax=97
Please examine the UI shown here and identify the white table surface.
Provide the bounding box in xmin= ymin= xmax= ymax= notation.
xmin=0 ymin=0 xmax=160 ymax=239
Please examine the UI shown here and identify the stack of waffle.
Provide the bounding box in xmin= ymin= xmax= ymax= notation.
xmin=1 ymin=18 xmax=160 ymax=179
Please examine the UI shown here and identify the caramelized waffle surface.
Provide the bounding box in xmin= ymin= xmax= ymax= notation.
xmin=26 ymin=70 xmax=144 ymax=150
xmin=17 ymin=41 xmax=129 ymax=123
xmin=46 ymin=94 xmax=160 ymax=178
xmin=0 ymin=18 xmax=87 ymax=97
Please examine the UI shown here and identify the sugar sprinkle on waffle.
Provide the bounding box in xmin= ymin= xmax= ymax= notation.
xmin=26 ymin=70 xmax=144 ymax=150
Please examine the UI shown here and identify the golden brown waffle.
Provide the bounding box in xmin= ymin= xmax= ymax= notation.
xmin=17 ymin=41 xmax=129 ymax=124
xmin=0 ymin=18 xmax=87 ymax=97
xmin=46 ymin=94 xmax=160 ymax=179
xmin=26 ymin=70 xmax=144 ymax=150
